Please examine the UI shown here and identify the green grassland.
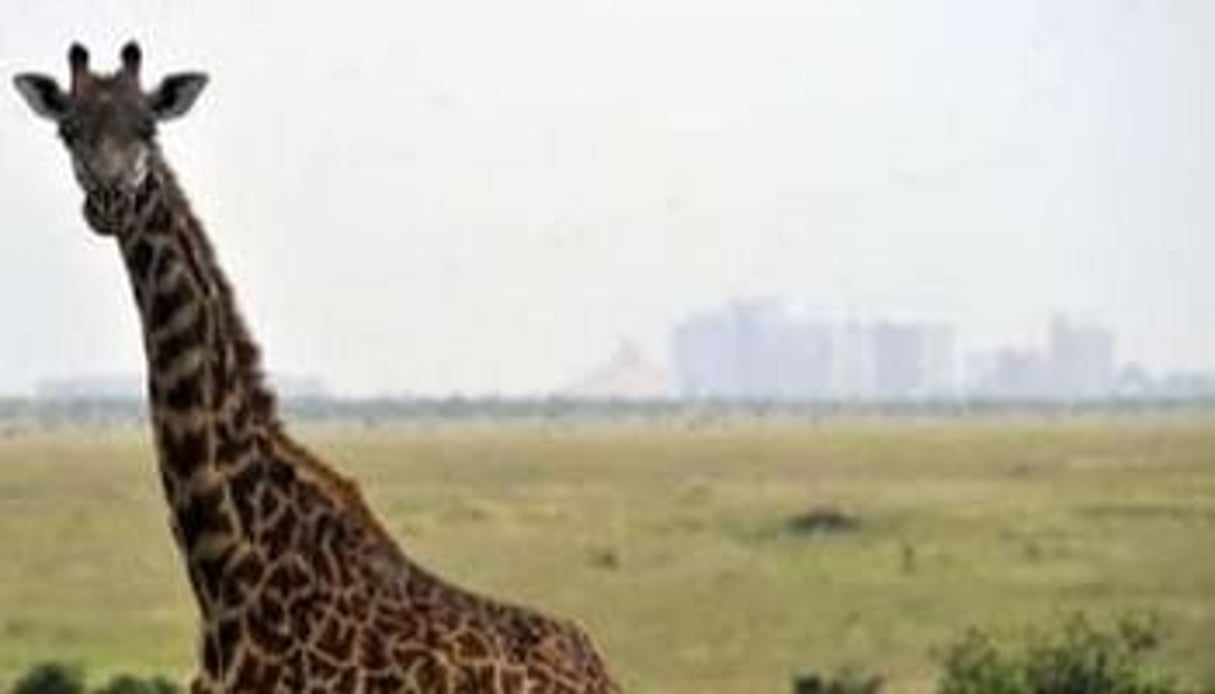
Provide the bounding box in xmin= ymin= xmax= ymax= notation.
xmin=0 ymin=415 xmax=1213 ymax=692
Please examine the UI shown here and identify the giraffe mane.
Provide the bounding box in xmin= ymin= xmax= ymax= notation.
xmin=154 ymin=157 xmax=282 ymax=428
xmin=271 ymin=430 xmax=404 ymax=554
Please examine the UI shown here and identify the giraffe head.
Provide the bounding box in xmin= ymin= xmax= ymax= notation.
xmin=13 ymin=42 xmax=207 ymax=231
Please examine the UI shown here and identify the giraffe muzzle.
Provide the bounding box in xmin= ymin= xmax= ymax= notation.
xmin=83 ymin=186 xmax=135 ymax=237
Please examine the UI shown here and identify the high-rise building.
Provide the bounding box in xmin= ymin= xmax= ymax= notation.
xmin=868 ymin=322 xmax=957 ymax=400
xmin=990 ymin=348 xmax=1052 ymax=399
xmin=1048 ymin=316 xmax=1115 ymax=400
xmin=670 ymin=304 xmax=955 ymax=402
xmin=672 ymin=301 xmax=799 ymax=399
xmin=671 ymin=311 xmax=731 ymax=399
xmin=921 ymin=324 xmax=958 ymax=396
xmin=828 ymin=322 xmax=874 ymax=400
xmin=776 ymin=321 xmax=833 ymax=400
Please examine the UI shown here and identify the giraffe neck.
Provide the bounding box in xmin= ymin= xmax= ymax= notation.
xmin=116 ymin=156 xmax=276 ymax=425
xmin=107 ymin=152 xmax=280 ymax=618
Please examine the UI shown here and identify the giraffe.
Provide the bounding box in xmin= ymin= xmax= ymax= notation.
xmin=14 ymin=43 xmax=620 ymax=694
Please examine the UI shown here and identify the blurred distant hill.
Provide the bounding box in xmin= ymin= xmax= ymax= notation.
xmin=561 ymin=342 xmax=671 ymax=401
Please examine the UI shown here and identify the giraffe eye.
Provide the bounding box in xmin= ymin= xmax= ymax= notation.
xmin=58 ymin=121 xmax=81 ymax=144
xmin=136 ymin=118 xmax=156 ymax=139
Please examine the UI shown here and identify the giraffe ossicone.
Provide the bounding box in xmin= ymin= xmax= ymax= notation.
xmin=14 ymin=42 xmax=619 ymax=693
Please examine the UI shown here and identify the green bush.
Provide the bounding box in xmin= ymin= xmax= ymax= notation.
xmin=6 ymin=664 xmax=180 ymax=694
xmin=93 ymin=674 xmax=179 ymax=694
xmin=793 ymin=667 xmax=884 ymax=693
xmin=938 ymin=613 xmax=1179 ymax=694
xmin=939 ymin=629 xmax=1040 ymax=694
xmin=11 ymin=663 xmax=85 ymax=694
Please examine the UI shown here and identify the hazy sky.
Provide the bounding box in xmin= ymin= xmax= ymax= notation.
xmin=1 ymin=0 xmax=1212 ymax=396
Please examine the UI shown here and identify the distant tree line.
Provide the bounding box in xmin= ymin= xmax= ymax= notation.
xmin=1 ymin=395 xmax=1214 ymax=428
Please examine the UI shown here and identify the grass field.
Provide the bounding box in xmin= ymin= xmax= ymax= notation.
xmin=0 ymin=415 xmax=1213 ymax=692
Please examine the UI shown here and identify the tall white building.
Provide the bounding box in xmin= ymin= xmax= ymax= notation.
xmin=828 ymin=322 xmax=874 ymax=400
xmin=671 ymin=304 xmax=956 ymax=402
xmin=672 ymin=301 xmax=791 ymax=399
xmin=869 ymin=322 xmax=957 ymax=400
xmin=1048 ymin=316 xmax=1115 ymax=400
xmin=821 ymin=320 xmax=958 ymax=400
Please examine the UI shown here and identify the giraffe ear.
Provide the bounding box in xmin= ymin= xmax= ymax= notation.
xmin=148 ymin=72 xmax=208 ymax=121
xmin=13 ymin=73 xmax=69 ymax=120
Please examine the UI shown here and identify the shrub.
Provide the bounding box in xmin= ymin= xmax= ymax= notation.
xmin=938 ymin=613 xmax=1178 ymax=693
xmin=786 ymin=507 xmax=862 ymax=537
xmin=793 ymin=667 xmax=884 ymax=693
xmin=93 ymin=674 xmax=180 ymax=694
xmin=11 ymin=662 xmax=85 ymax=694
xmin=937 ymin=629 xmax=1030 ymax=694
xmin=7 ymin=664 xmax=180 ymax=694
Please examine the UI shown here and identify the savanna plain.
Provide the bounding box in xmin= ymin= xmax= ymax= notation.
xmin=0 ymin=414 xmax=1212 ymax=692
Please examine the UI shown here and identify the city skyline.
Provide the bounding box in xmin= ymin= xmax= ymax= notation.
xmin=19 ymin=302 xmax=1213 ymax=402
xmin=670 ymin=301 xmax=1137 ymax=402
xmin=2 ymin=1 xmax=1213 ymax=396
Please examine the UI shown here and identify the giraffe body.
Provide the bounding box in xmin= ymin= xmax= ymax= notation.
xmin=15 ymin=43 xmax=618 ymax=693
